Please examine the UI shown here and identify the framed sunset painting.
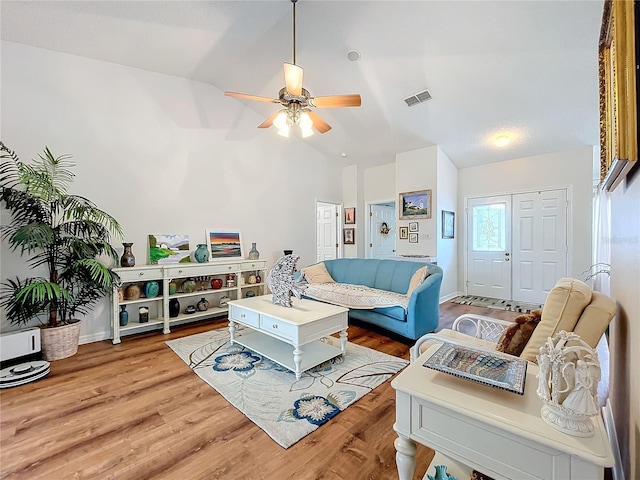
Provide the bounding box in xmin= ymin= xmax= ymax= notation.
xmin=206 ymin=230 xmax=244 ymax=260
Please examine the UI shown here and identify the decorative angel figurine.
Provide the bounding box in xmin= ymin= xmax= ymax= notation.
xmin=536 ymin=331 xmax=601 ymax=437
xmin=266 ymin=254 xmax=307 ymax=307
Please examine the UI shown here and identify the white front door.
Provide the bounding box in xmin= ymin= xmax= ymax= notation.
xmin=512 ymin=189 xmax=568 ymax=303
xmin=369 ymin=203 xmax=396 ymax=259
xmin=467 ymin=189 xmax=568 ymax=303
xmin=316 ymin=202 xmax=338 ymax=262
xmin=467 ymin=195 xmax=512 ymax=299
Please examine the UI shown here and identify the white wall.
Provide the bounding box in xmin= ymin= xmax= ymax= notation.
xmin=608 ymin=169 xmax=640 ymax=479
xmin=364 ymin=163 xmax=396 ymax=202
xmin=0 ymin=42 xmax=343 ymax=342
xmin=435 ymin=147 xmax=458 ymax=298
xmin=342 ymin=164 xmax=359 ymax=258
xmin=395 ymin=146 xmax=438 ymax=256
xmin=457 ymin=146 xmax=595 ymax=292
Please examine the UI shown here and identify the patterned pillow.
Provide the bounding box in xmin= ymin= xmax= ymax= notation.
xmin=406 ymin=266 xmax=429 ymax=296
xmin=302 ymin=262 xmax=335 ymax=284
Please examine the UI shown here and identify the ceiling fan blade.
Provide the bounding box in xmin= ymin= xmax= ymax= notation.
xmin=305 ymin=110 xmax=332 ymax=134
xmin=257 ymin=111 xmax=281 ymax=129
xmin=311 ymin=94 xmax=361 ymax=108
xmin=224 ymin=91 xmax=279 ymax=103
xmin=284 ymin=63 xmax=303 ymax=96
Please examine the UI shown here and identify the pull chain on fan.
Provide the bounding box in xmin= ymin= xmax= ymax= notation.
xmin=224 ymin=0 xmax=361 ymax=136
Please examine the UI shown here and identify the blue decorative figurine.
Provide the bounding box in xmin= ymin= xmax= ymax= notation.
xmin=427 ymin=465 xmax=458 ymax=480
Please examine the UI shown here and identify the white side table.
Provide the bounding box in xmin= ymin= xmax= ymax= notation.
xmin=392 ymin=345 xmax=614 ymax=480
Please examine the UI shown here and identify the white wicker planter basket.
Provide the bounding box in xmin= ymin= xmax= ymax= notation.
xmin=41 ymin=320 xmax=81 ymax=361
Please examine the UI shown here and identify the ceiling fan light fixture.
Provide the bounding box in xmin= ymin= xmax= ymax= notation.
xmin=299 ymin=112 xmax=314 ymax=137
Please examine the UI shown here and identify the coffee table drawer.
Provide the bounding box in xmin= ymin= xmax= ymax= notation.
xmin=260 ymin=315 xmax=294 ymax=341
xmin=229 ymin=305 xmax=259 ymax=328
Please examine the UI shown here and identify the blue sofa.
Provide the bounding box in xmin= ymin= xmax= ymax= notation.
xmin=301 ymin=258 xmax=443 ymax=340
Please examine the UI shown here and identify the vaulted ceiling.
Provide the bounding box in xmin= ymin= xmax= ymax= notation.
xmin=1 ymin=1 xmax=604 ymax=169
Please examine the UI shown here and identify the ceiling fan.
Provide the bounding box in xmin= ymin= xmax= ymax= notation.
xmin=224 ymin=0 xmax=361 ymax=137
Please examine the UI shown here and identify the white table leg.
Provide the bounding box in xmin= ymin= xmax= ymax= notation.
xmin=339 ymin=329 xmax=348 ymax=354
xmin=394 ymin=434 xmax=417 ymax=480
xmin=293 ymin=345 xmax=303 ymax=379
xmin=229 ymin=320 xmax=236 ymax=345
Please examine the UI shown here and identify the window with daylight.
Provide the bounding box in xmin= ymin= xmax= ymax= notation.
xmin=472 ymin=203 xmax=506 ymax=251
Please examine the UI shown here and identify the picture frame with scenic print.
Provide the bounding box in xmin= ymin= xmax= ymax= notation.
xmin=399 ymin=190 xmax=432 ymax=219
xmin=205 ymin=229 xmax=244 ymax=260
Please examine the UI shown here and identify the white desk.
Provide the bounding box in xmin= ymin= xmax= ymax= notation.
xmin=392 ymin=345 xmax=614 ymax=480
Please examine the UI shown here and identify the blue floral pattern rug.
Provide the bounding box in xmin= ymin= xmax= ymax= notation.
xmin=166 ymin=328 xmax=408 ymax=448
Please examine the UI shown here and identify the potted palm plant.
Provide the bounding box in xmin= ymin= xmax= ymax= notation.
xmin=0 ymin=142 xmax=122 ymax=361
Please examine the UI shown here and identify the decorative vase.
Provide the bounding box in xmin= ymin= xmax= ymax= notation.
xmin=426 ymin=465 xmax=458 ymax=480
xmin=245 ymin=290 xmax=256 ymax=298
xmin=248 ymin=273 xmax=257 ymax=284
xmin=210 ymin=278 xmax=223 ymax=290
xmin=255 ymin=274 xmax=262 ymax=283
xmin=119 ymin=305 xmax=129 ymax=326
xmin=169 ymin=298 xmax=180 ymax=318
xmin=144 ymin=281 xmax=160 ymax=299
xmin=120 ymin=243 xmax=135 ymax=267
xmin=192 ymin=244 xmax=210 ymax=263
xmin=248 ymin=242 xmax=260 ymax=260
xmin=197 ymin=297 xmax=209 ymax=311
xmin=226 ymin=274 xmax=235 ymax=288
xmin=138 ymin=307 xmax=149 ymax=323
xmin=181 ymin=278 xmax=197 ymax=293
xmin=124 ymin=284 xmax=141 ymax=300
xmin=169 ymin=281 xmax=177 ymax=295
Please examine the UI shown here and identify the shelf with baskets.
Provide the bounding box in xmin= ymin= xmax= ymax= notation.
xmin=111 ymin=259 xmax=267 ymax=344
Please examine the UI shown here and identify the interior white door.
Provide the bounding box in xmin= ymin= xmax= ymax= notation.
xmin=512 ymin=189 xmax=568 ymax=303
xmin=316 ymin=202 xmax=338 ymax=262
xmin=369 ymin=203 xmax=396 ymax=259
xmin=467 ymin=195 xmax=512 ymax=299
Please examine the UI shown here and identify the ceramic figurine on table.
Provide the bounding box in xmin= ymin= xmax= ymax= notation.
xmin=266 ymin=254 xmax=306 ymax=307
xmin=536 ymin=331 xmax=601 ymax=437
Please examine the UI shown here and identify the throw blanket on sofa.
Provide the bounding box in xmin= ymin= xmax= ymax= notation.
xmin=304 ymin=283 xmax=409 ymax=311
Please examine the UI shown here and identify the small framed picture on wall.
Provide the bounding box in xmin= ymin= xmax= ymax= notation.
xmin=409 ymin=233 xmax=418 ymax=243
xmin=442 ymin=210 xmax=455 ymax=239
xmin=344 ymin=207 xmax=356 ymax=224
xmin=343 ymin=228 xmax=355 ymax=245
xmin=408 ymin=222 xmax=419 ymax=232
xmin=399 ymin=226 xmax=408 ymax=239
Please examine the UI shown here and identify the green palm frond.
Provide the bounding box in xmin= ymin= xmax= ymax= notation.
xmin=0 ymin=143 xmax=122 ymax=327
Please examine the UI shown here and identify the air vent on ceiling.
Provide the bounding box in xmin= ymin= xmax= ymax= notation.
xmin=403 ymin=89 xmax=432 ymax=107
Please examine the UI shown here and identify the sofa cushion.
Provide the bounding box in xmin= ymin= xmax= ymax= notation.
xmin=521 ymin=278 xmax=592 ymax=362
xmin=302 ymin=262 xmax=335 ymax=284
xmin=572 ymin=291 xmax=616 ymax=348
xmin=406 ymin=266 xmax=429 ymax=296
xmin=303 ymin=283 xmax=409 ymax=310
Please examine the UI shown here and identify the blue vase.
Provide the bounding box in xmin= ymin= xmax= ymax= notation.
xmin=119 ymin=305 xmax=128 ymax=326
xmin=193 ymin=244 xmax=210 ymax=263
xmin=144 ymin=281 xmax=160 ymax=298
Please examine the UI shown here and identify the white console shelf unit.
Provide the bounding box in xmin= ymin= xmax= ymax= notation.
xmin=111 ymin=259 xmax=266 ymax=344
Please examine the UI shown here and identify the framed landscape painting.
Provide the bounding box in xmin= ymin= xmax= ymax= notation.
xmin=344 ymin=207 xmax=356 ymax=224
xmin=148 ymin=234 xmax=191 ymax=264
xmin=399 ymin=190 xmax=432 ymax=219
xmin=206 ymin=230 xmax=243 ymax=260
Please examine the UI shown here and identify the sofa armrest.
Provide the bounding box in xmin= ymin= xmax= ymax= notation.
xmin=452 ymin=314 xmax=513 ymax=343
xmin=405 ymin=272 xmax=442 ymax=339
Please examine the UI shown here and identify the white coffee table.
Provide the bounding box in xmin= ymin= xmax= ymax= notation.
xmin=227 ymin=295 xmax=349 ymax=379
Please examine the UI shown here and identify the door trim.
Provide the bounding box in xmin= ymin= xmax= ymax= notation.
xmin=463 ymin=185 xmax=572 ymax=298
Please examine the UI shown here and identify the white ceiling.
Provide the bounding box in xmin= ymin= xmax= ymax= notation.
xmin=1 ymin=0 xmax=604 ymax=169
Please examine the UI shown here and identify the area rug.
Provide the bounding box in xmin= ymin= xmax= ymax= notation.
xmin=452 ymin=295 xmax=543 ymax=313
xmin=166 ymin=328 xmax=408 ymax=448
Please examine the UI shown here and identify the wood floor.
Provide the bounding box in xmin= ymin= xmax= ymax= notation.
xmin=0 ymin=302 xmax=519 ymax=480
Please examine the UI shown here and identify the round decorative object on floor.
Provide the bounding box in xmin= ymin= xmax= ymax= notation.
xmin=0 ymin=361 xmax=50 ymax=389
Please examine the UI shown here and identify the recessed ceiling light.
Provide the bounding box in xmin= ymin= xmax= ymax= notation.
xmin=341 ymin=152 xmax=348 ymax=158
xmin=346 ymin=50 xmax=361 ymax=62
xmin=495 ymin=135 xmax=510 ymax=147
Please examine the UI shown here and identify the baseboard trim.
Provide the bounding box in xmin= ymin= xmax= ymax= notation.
xmin=440 ymin=291 xmax=462 ymax=304
xmin=602 ymin=399 xmax=624 ymax=480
